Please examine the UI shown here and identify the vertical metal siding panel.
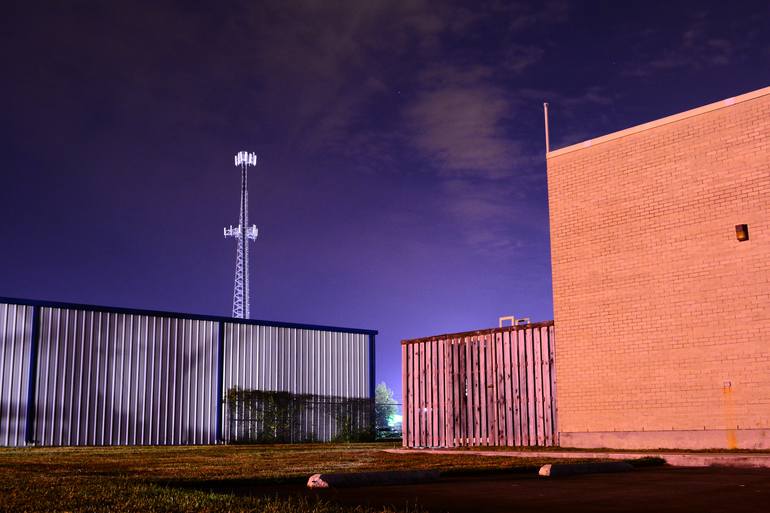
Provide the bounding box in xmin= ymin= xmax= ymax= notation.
xmin=62 ymin=310 xmax=73 ymax=445
xmin=485 ymin=335 xmax=493 ymax=446
xmin=540 ymin=327 xmax=553 ymax=446
xmin=401 ymin=343 xmax=408 ymax=447
xmin=548 ymin=325 xmax=558 ymax=446
xmin=513 ymin=329 xmax=523 ymax=446
xmin=468 ymin=337 xmax=477 ymax=446
xmin=413 ymin=341 xmax=420 ymax=447
xmin=441 ymin=339 xmax=450 ymax=447
xmin=79 ymin=311 xmax=88 ymax=444
xmin=434 ymin=339 xmax=441 ymax=445
xmin=412 ymin=342 xmax=419 ymax=447
xmin=462 ymin=337 xmax=472 ymax=446
xmin=487 ymin=334 xmax=494 ymax=446
xmin=495 ymin=332 xmax=505 ymax=446
xmin=169 ymin=318 xmax=179 ymax=444
xmin=193 ymin=321 xmax=200 ymax=444
xmin=126 ymin=315 xmax=136 ymax=445
xmin=338 ymin=331 xmax=345 ymax=434
xmin=189 ymin=319 xmax=197 ymax=443
xmin=450 ymin=338 xmax=459 ymax=447
xmin=533 ymin=327 xmax=545 ymax=446
xmin=156 ymin=317 xmax=166 ymax=444
xmin=470 ymin=337 xmax=478 ymax=446
xmin=525 ymin=328 xmax=536 ymax=446
xmin=516 ymin=329 xmax=530 ymax=446
xmin=433 ymin=340 xmax=440 ymax=446
xmin=18 ymin=307 xmax=29 ymax=446
xmin=278 ymin=327 xmax=285 ymax=392
xmin=423 ymin=339 xmax=431 ymax=446
xmin=437 ymin=339 xmax=444 ymax=447
xmin=454 ymin=338 xmax=463 ymax=446
xmin=56 ymin=308 xmax=67 ymax=445
xmin=78 ymin=311 xmax=91 ymax=446
xmin=0 ymin=304 xmax=33 ymax=447
xmin=70 ymin=310 xmax=81 ymax=446
xmin=209 ymin=321 xmax=217 ymax=443
xmin=337 ymin=332 xmax=344 ymax=398
xmin=360 ymin=333 xmax=366 ymax=398
xmin=49 ymin=309 xmax=63 ymax=446
xmin=105 ymin=312 xmax=115 ymax=445
xmin=268 ymin=326 xmax=275 ymax=391
xmin=1 ymin=304 xmax=10 ymax=446
xmin=424 ymin=340 xmax=431 ymax=446
xmin=339 ymin=331 xmax=346 ymax=397
xmin=42 ymin=308 xmax=55 ymax=446
xmin=159 ymin=317 xmax=168 ymax=444
xmin=419 ymin=341 xmax=430 ymax=447
xmin=91 ymin=312 xmax=103 ymax=445
xmin=360 ymin=334 xmax=366 ymax=399
xmin=223 ymin=323 xmax=232 ymax=442
xmin=146 ymin=317 xmax=156 ymax=445
xmin=403 ymin=342 xmax=410 ymax=447
xmin=409 ymin=341 xmax=416 ymax=447
xmin=2 ymin=304 xmax=13 ymax=446
xmin=351 ymin=333 xmax=357 ymax=398
xmin=321 ymin=331 xmax=328 ymax=439
xmin=451 ymin=338 xmax=459 ymax=447
xmin=291 ymin=329 xmax=297 ymax=394
xmin=17 ymin=306 xmax=32 ymax=446
xmin=294 ymin=329 xmax=301 ymax=395
xmin=35 ymin=308 xmax=49 ymax=446
xmin=502 ymin=331 xmax=514 ymax=446
xmin=411 ymin=341 xmax=418 ymax=447
xmin=0 ymin=304 xmax=8 ymax=446
xmin=199 ymin=321 xmax=206 ymax=444
xmin=142 ymin=316 xmax=150 ymax=445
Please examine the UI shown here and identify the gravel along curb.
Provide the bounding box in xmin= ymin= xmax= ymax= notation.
xmin=539 ymin=462 xmax=634 ymax=477
xmin=308 ymin=470 xmax=441 ymax=488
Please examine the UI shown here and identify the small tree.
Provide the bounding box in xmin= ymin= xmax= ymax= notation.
xmin=374 ymin=382 xmax=398 ymax=429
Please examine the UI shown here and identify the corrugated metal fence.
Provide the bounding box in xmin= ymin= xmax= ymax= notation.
xmin=401 ymin=322 xmax=556 ymax=448
xmin=0 ymin=298 xmax=376 ymax=446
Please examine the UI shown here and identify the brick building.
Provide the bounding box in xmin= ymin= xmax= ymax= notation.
xmin=546 ymin=86 xmax=770 ymax=449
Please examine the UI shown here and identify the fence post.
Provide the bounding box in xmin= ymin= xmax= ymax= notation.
xmin=216 ymin=321 xmax=225 ymax=443
xmin=24 ymin=305 xmax=41 ymax=444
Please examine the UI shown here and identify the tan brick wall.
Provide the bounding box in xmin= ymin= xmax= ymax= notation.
xmin=547 ymin=89 xmax=770 ymax=448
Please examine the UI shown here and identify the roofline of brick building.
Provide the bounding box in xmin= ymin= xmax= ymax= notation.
xmin=546 ymin=84 xmax=770 ymax=159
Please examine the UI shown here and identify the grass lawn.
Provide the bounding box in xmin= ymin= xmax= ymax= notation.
xmin=0 ymin=441 xmax=601 ymax=512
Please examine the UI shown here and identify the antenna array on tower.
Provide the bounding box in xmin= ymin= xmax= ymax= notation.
xmin=224 ymin=151 xmax=259 ymax=319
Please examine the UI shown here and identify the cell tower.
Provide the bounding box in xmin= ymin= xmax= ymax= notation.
xmin=224 ymin=151 xmax=259 ymax=319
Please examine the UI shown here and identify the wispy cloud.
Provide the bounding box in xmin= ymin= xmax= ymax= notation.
xmin=406 ymin=77 xmax=522 ymax=179
xmin=622 ymin=12 xmax=745 ymax=77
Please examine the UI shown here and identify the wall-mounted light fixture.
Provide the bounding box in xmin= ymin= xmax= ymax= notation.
xmin=735 ymin=224 xmax=749 ymax=242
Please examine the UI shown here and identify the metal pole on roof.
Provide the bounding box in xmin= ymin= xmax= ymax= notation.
xmin=543 ymin=102 xmax=551 ymax=154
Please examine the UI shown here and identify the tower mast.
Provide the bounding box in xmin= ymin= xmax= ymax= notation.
xmin=224 ymin=151 xmax=258 ymax=319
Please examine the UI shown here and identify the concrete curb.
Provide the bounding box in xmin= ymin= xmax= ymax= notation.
xmin=307 ymin=470 xmax=441 ymax=488
xmin=383 ymin=449 xmax=770 ymax=469
xmin=539 ymin=462 xmax=634 ymax=477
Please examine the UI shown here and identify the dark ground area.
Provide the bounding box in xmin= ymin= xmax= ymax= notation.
xmin=204 ymin=466 xmax=770 ymax=513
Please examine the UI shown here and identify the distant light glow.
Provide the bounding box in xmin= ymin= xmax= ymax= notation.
xmin=387 ymin=414 xmax=402 ymax=427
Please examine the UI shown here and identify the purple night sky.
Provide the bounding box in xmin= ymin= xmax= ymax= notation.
xmin=1 ymin=1 xmax=769 ymax=399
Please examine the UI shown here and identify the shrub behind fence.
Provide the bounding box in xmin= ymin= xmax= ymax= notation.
xmin=227 ymin=389 xmax=374 ymax=443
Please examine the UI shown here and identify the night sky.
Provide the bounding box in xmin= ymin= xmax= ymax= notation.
xmin=2 ymin=1 xmax=769 ymax=398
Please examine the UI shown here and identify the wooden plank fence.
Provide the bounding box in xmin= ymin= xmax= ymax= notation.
xmin=401 ymin=322 xmax=556 ymax=448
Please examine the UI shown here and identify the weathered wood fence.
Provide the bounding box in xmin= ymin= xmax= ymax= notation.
xmin=401 ymin=322 xmax=556 ymax=448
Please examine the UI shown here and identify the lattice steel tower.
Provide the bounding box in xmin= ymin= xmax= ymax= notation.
xmin=224 ymin=151 xmax=259 ymax=319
